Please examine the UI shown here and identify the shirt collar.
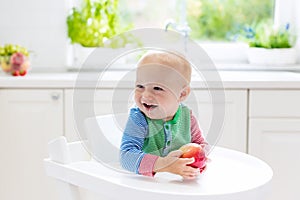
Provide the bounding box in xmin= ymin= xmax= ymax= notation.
xmin=165 ymin=105 xmax=181 ymax=124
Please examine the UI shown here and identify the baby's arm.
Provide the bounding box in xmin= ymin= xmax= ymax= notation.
xmin=190 ymin=111 xmax=211 ymax=172
xmin=121 ymin=136 xmax=198 ymax=179
xmin=120 ymin=108 xmax=150 ymax=174
xmin=190 ymin=111 xmax=207 ymax=144
xmin=120 ymin=108 xmax=162 ymax=176
xmin=120 ymin=134 xmax=148 ymax=173
xmin=120 ymin=108 xmax=200 ymax=178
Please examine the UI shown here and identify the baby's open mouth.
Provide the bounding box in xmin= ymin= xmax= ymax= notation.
xmin=142 ymin=103 xmax=158 ymax=110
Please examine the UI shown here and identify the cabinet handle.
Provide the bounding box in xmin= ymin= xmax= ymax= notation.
xmin=51 ymin=93 xmax=60 ymax=101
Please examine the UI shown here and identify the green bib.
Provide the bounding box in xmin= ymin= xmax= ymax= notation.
xmin=142 ymin=105 xmax=191 ymax=156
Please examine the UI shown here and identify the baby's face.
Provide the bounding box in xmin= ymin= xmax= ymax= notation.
xmin=135 ymin=64 xmax=188 ymax=121
xmin=135 ymin=82 xmax=180 ymax=121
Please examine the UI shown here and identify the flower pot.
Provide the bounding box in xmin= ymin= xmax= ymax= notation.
xmin=247 ymin=47 xmax=297 ymax=65
xmin=67 ymin=44 xmax=127 ymax=70
xmin=72 ymin=44 xmax=96 ymax=68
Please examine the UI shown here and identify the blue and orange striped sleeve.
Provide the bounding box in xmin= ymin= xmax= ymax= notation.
xmin=120 ymin=108 xmax=154 ymax=174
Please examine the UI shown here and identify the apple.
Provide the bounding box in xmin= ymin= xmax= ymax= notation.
xmin=11 ymin=71 xmax=20 ymax=76
xmin=179 ymin=143 xmax=207 ymax=171
xmin=19 ymin=69 xmax=27 ymax=76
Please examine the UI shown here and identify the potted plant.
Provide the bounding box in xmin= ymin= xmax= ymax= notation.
xmin=242 ymin=21 xmax=297 ymax=65
xmin=66 ymin=0 xmax=131 ymax=68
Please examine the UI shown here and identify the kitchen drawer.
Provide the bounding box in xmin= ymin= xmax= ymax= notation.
xmin=249 ymin=90 xmax=300 ymax=118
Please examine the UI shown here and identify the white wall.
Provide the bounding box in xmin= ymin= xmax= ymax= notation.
xmin=0 ymin=0 xmax=68 ymax=70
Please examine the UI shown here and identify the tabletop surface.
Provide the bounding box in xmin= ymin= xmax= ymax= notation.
xmin=60 ymin=146 xmax=273 ymax=196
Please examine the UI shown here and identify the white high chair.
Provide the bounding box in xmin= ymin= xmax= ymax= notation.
xmin=44 ymin=114 xmax=273 ymax=200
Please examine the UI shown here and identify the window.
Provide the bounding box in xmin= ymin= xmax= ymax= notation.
xmin=68 ymin=0 xmax=299 ymax=70
xmin=118 ymin=0 xmax=282 ymax=66
xmin=186 ymin=0 xmax=274 ymax=41
xmin=119 ymin=0 xmax=275 ymax=41
xmin=119 ymin=0 xmax=180 ymax=29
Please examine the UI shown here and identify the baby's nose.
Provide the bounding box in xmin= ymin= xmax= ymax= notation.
xmin=142 ymin=90 xmax=154 ymax=100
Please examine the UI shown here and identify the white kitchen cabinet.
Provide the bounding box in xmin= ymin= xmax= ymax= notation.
xmin=0 ymin=89 xmax=63 ymax=200
xmin=195 ymin=90 xmax=248 ymax=152
xmin=249 ymin=90 xmax=300 ymax=200
xmin=187 ymin=89 xmax=248 ymax=152
xmin=66 ymin=89 xmax=247 ymax=152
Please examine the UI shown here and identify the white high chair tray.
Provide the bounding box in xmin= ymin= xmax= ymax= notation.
xmin=44 ymin=140 xmax=273 ymax=200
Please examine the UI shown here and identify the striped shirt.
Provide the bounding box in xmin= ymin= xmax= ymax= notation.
xmin=120 ymin=105 xmax=205 ymax=176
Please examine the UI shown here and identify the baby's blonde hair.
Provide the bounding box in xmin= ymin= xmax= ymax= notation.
xmin=137 ymin=51 xmax=192 ymax=84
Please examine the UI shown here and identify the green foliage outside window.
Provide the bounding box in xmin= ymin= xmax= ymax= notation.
xmin=187 ymin=0 xmax=274 ymax=41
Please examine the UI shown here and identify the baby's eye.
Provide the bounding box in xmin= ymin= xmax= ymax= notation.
xmin=136 ymin=84 xmax=144 ymax=89
xmin=153 ymin=86 xmax=164 ymax=91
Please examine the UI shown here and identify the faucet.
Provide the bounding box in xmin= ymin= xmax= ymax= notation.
xmin=165 ymin=19 xmax=191 ymax=38
xmin=165 ymin=19 xmax=191 ymax=52
xmin=165 ymin=19 xmax=191 ymax=37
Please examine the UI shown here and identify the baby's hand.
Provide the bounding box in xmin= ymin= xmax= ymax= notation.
xmin=153 ymin=150 xmax=200 ymax=179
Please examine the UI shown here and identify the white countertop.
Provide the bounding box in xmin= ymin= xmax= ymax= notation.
xmin=1 ymin=70 xmax=300 ymax=89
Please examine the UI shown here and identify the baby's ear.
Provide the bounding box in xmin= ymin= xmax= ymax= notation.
xmin=179 ymin=86 xmax=191 ymax=102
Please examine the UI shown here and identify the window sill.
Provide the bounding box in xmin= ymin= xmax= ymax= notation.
xmin=65 ymin=42 xmax=300 ymax=72
xmin=215 ymin=63 xmax=300 ymax=72
xmin=199 ymin=42 xmax=300 ymax=71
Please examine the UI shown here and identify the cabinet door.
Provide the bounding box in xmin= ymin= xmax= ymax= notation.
xmin=249 ymin=119 xmax=300 ymax=200
xmin=187 ymin=90 xmax=248 ymax=152
xmin=0 ymin=89 xmax=63 ymax=200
